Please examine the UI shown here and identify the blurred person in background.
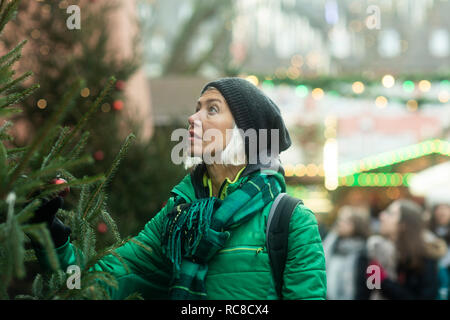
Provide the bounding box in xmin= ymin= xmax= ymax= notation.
xmin=323 ymin=206 xmax=371 ymax=300
xmin=367 ymin=199 xmax=444 ymax=300
xmin=428 ymin=203 xmax=450 ymax=299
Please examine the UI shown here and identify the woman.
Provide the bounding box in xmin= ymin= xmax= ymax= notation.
xmin=323 ymin=206 xmax=370 ymax=300
xmin=368 ymin=199 xmax=440 ymax=300
xmin=428 ymin=203 xmax=450 ymax=299
xmin=429 ymin=203 xmax=450 ymax=245
xmin=33 ymin=77 xmax=327 ymax=300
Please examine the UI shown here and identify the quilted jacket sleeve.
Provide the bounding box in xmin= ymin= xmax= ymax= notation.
xmin=34 ymin=197 xmax=175 ymax=299
xmin=282 ymin=203 xmax=327 ymax=300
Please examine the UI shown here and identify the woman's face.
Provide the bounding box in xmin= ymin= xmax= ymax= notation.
xmin=188 ymin=88 xmax=234 ymax=160
xmin=434 ymin=204 xmax=450 ymax=227
xmin=336 ymin=211 xmax=355 ymax=238
xmin=379 ymin=201 xmax=401 ymax=239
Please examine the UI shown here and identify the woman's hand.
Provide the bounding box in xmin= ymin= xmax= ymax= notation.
xmin=30 ymin=196 xmax=71 ymax=248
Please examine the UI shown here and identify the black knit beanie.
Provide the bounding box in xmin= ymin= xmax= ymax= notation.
xmin=200 ymin=77 xmax=291 ymax=162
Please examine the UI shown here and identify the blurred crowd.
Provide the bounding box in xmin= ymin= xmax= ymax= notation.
xmin=322 ymin=199 xmax=450 ymax=300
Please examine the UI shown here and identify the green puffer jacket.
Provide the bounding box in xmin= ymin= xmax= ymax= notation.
xmin=35 ymin=164 xmax=327 ymax=300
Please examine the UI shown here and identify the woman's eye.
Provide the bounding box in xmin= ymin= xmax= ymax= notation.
xmin=208 ymin=105 xmax=218 ymax=113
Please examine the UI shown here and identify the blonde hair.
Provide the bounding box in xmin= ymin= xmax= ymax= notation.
xmin=183 ymin=124 xmax=246 ymax=170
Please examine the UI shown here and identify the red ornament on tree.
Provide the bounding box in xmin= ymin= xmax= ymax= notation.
xmin=97 ymin=222 xmax=108 ymax=234
xmin=115 ymin=80 xmax=125 ymax=91
xmin=93 ymin=150 xmax=104 ymax=161
xmin=112 ymin=100 xmax=123 ymax=111
xmin=51 ymin=178 xmax=70 ymax=198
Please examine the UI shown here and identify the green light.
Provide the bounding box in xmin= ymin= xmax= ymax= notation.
xmin=295 ymin=85 xmax=308 ymax=98
xmin=403 ymin=80 xmax=415 ymax=92
xmin=391 ymin=173 xmax=401 ymax=186
xmin=347 ymin=175 xmax=355 ymax=186
xmin=440 ymin=80 xmax=450 ymax=90
xmin=328 ymin=90 xmax=339 ymax=96
xmin=358 ymin=174 xmax=365 ymax=186
xmin=380 ymin=174 xmax=388 ymax=186
xmin=262 ymin=80 xmax=274 ymax=88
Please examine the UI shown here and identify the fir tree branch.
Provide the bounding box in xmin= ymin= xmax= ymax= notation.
xmin=3 ymin=83 xmax=39 ymax=106
xmin=0 ymin=141 xmax=6 ymax=188
xmin=57 ymin=76 xmax=116 ymax=158
xmin=0 ymin=70 xmax=32 ymax=94
xmin=3 ymin=79 xmax=83 ymax=196
xmin=0 ymin=106 xmax=22 ymax=117
xmin=24 ymin=173 xmax=104 ymax=204
xmin=31 ymin=274 xmax=44 ymax=299
xmin=0 ymin=0 xmax=19 ymax=34
xmin=16 ymin=198 xmax=40 ymax=224
xmin=21 ymin=223 xmax=60 ymax=271
xmin=82 ymin=133 xmax=135 ymax=219
xmin=0 ymin=120 xmax=13 ymax=139
xmin=67 ymin=131 xmax=90 ymax=161
xmin=100 ymin=207 xmax=121 ymax=243
xmin=40 ymin=126 xmax=71 ymax=169
xmin=0 ymin=38 xmax=25 ymax=68
xmin=5 ymin=192 xmax=26 ymax=279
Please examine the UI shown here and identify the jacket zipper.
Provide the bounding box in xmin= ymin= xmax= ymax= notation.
xmin=218 ymin=245 xmax=264 ymax=254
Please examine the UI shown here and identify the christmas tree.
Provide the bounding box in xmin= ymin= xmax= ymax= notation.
xmin=1 ymin=0 xmax=186 ymax=239
xmin=0 ymin=0 xmax=139 ymax=299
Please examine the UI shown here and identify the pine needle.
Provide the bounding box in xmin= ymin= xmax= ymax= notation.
xmin=5 ymin=79 xmax=83 ymax=193
xmin=82 ymin=133 xmax=135 ymax=218
xmin=57 ymin=76 xmax=116 ymax=158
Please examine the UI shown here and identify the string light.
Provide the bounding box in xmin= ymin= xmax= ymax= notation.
xmin=290 ymin=54 xmax=304 ymax=68
xmin=80 ymin=88 xmax=90 ymax=98
xmin=438 ymin=90 xmax=449 ymax=103
xmin=312 ymin=88 xmax=324 ymax=100
xmin=31 ymin=29 xmax=40 ymax=39
xmin=402 ymin=80 xmax=415 ymax=92
xmin=418 ymin=80 xmax=431 ymax=92
xmin=262 ymin=79 xmax=274 ymax=88
xmin=339 ymin=139 xmax=450 ymax=177
xmin=339 ymin=173 xmax=414 ymax=187
xmin=284 ymin=164 xmax=295 ymax=177
xmin=294 ymin=164 xmax=306 ymax=176
xmin=406 ymin=99 xmax=418 ymax=111
xmin=352 ymin=81 xmax=365 ymax=94
xmin=101 ymin=103 xmax=111 ymax=113
xmin=40 ymin=45 xmax=50 ymax=55
xmin=382 ymin=74 xmax=395 ymax=88
xmin=375 ymin=96 xmax=388 ymax=108
xmin=287 ymin=66 xmax=301 ymax=79
xmin=245 ymin=75 xmax=259 ymax=86
xmin=295 ymin=85 xmax=308 ymax=98
xmin=37 ymin=99 xmax=47 ymax=109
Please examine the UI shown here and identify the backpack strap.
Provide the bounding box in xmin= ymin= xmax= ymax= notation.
xmin=266 ymin=192 xmax=303 ymax=299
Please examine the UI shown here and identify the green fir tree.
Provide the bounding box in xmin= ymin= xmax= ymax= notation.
xmin=0 ymin=0 xmax=140 ymax=300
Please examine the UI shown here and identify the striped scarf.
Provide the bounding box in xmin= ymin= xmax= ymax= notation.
xmin=161 ymin=170 xmax=282 ymax=299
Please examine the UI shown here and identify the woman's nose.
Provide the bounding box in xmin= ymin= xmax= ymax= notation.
xmin=189 ymin=110 xmax=203 ymax=127
xmin=188 ymin=112 xmax=198 ymax=128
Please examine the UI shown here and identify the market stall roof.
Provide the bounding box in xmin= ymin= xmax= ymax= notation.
xmin=409 ymin=160 xmax=450 ymax=206
xmin=337 ymin=139 xmax=450 ymax=187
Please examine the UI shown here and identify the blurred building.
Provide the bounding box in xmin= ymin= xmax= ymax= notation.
xmin=138 ymin=0 xmax=450 ymax=78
